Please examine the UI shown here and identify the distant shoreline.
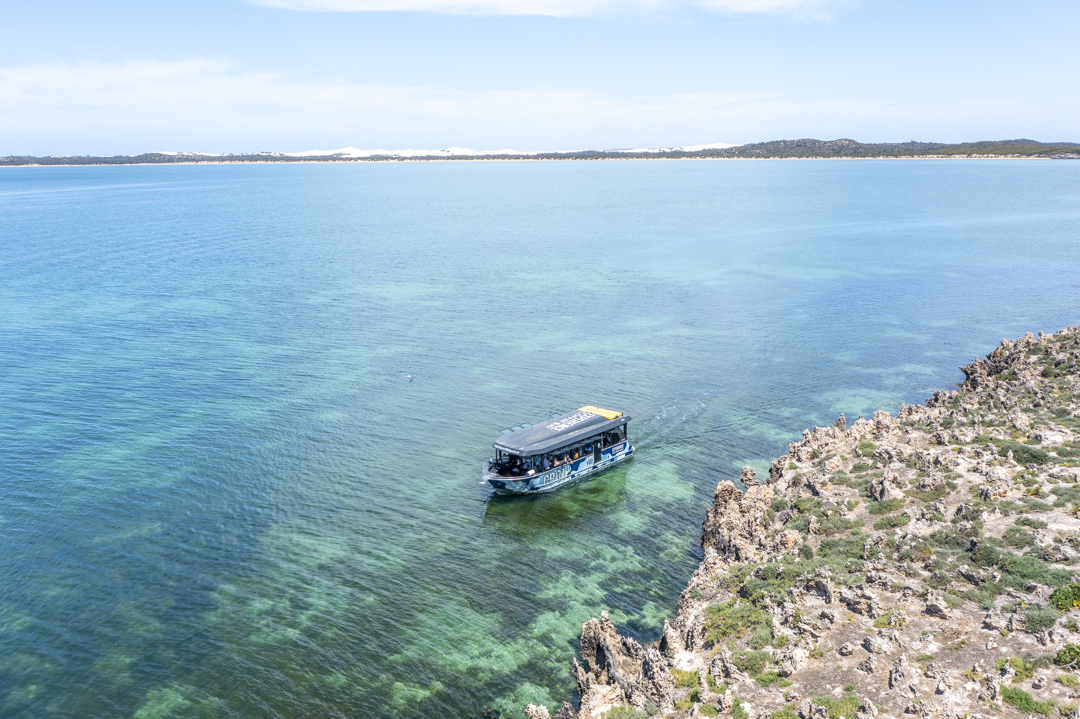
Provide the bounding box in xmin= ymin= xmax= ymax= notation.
xmin=4 ymin=138 xmax=1079 ymax=167
xmin=2 ymin=155 xmax=1075 ymax=169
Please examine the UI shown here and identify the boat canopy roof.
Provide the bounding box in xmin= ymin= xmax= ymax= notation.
xmin=493 ymin=407 xmax=630 ymax=455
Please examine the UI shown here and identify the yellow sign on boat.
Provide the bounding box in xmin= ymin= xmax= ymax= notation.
xmin=578 ymin=406 xmax=622 ymax=420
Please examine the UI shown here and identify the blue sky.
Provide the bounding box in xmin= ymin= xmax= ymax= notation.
xmin=1 ymin=0 xmax=1078 ymax=154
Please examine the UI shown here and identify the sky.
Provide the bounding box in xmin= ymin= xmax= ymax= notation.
xmin=1 ymin=0 xmax=1078 ymax=155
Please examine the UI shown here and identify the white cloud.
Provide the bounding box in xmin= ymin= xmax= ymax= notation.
xmin=0 ymin=58 xmax=1027 ymax=155
xmin=252 ymin=0 xmax=844 ymax=18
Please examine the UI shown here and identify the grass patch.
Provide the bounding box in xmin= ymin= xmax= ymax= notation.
xmin=755 ymin=672 xmax=791 ymax=688
xmin=1027 ymin=605 xmax=1060 ymax=632
xmin=811 ymin=695 xmax=861 ymax=719
xmin=1057 ymin=674 xmax=1080 ymax=688
xmin=857 ymin=440 xmax=877 ymax=457
xmin=873 ymin=609 xmax=903 ymax=628
xmin=971 ymin=543 xmax=1075 ymax=589
xmin=732 ymin=698 xmax=748 ymax=719
xmin=1001 ymin=686 xmax=1055 ymax=715
xmin=704 ymin=599 xmax=769 ymax=644
xmin=671 ymin=668 xmax=698 ymax=688
xmin=772 ymin=709 xmax=799 ymax=719
xmin=749 ymin=625 xmax=774 ymax=649
xmin=874 ymin=514 xmax=910 ymax=530
xmin=1004 ymin=525 xmax=1035 ymax=549
xmin=997 ymin=656 xmax=1037 ymax=681
xmin=700 ymin=705 xmax=719 ymax=717
xmin=602 ymin=707 xmax=649 ymax=719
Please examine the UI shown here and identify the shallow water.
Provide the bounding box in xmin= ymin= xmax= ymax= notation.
xmin=2 ymin=159 xmax=1079 ymax=718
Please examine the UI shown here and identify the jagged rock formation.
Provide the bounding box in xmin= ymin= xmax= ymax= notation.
xmin=526 ymin=326 xmax=1080 ymax=719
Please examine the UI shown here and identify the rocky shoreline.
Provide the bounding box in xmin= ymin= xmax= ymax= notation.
xmin=525 ymin=326 xmax=1080 ymax=719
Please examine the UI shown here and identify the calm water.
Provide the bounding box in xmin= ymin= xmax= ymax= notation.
xmin=2 ymin=159 xmax=1079 ymax=718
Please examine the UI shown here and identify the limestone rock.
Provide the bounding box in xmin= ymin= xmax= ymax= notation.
xmin=868 ymin=474 xmax=905 ymax=503
xmin=858 ymin=656 xmax=877 ymax=674
xmin=741 ymin=466 xmax=760 ymax=487
xmin=923 ymin=591 xmax=950 ymax=618
xmin=863 ymin=636 xmax=891 ymax=655
xmin=525 ymin=704 xmax=552 ymax=719
xmin=710 ymin=646 xmax=751 ymax=683
xmin=889 ymin=655 xmax=909 ymax=690
xmin=579 ymin=611 xmax=645 ymax=689
xmin=552 ymin=703 xmax=575 ymax=719
xmin=775 ymin=644 xmax=809 ymax=677
xmin=776 ymin=530 xmax=802 ymax=553
xmin=979 ymin=675 xmax=1001 ymax=701
xmin=855 ymin=698 xmax=878 ymax=719
xmin=702 ymin=482 xmax=773 ymax=563
xmin=840 ymin=587 xmax=882 ymax=617
xmin=839 ymin=642 xmax=854 ymax=656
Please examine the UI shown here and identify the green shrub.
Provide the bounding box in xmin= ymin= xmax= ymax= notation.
xmin=1018 ymin=517 xmax=1049 ymax=529
xmin=997 ymin=656 xmax=1036 ymax=681
xmin=733 ymin=650 xmax=770 ymax=677
xmin=671 ymin=667 xmax=698 ymax=688
xmin=867 ymin=499 xmax=905 ymax=515
xmin=999 ymin=442 xmax=1052 ymax=465
xmin=1054 ymin=645 xmax=1080 ymax=667
xmin=798 ymin=544 xmax=814 ymax=560
xmin=755 ymin=672 xmax=788 ymax=687
xmin=843 ymin=684 xmax=855 ymax=692
xmin=941 ymin=417 xmax=956 ymax=429
xmin=857 ymin=440 xmax=877 ymax=457
xmin=1057 ymin=674 xmax=1080 ymax=688
xmin=1051 ymin=585 xmax=1080 ymax=611
xmin=1001 ymin=686 xmax=1055 ymax=714
xmin=1027 ymin=605 xmax=1060 ymax=632
xmin=818 ymin=534 xmax=866 ymax=562
xmin=772 ymin=709 xmax=799 ymax=719
xmin=700 ymin=704 xmax=719 ymax=717
xmin=732 ymin=698 xmax=748 ymax=719
xmin=874 ymin=514 xmax=910 ymax=530
xmin=851 ymin=462 xmax=871 ymax=473
xmin=749 ymin=625 xmax=774 ymax=649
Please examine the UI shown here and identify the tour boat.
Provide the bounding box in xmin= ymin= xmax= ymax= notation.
xmin=481 ymin=406 xmax=634 ymax=494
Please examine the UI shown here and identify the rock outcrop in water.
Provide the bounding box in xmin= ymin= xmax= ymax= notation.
xmin=527 ymin=326 xmax=1080 ymax=719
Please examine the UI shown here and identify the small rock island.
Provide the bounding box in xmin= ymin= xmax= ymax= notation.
xmin=526 ymin=326 xmax=1080 ymax=719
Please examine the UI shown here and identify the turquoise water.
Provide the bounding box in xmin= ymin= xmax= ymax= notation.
xmin=2 ymin=159 xmax=1079 ymax=718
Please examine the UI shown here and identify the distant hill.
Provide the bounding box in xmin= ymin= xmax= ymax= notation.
xmin=3 ymin=139 xmax=1079 ymax=165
